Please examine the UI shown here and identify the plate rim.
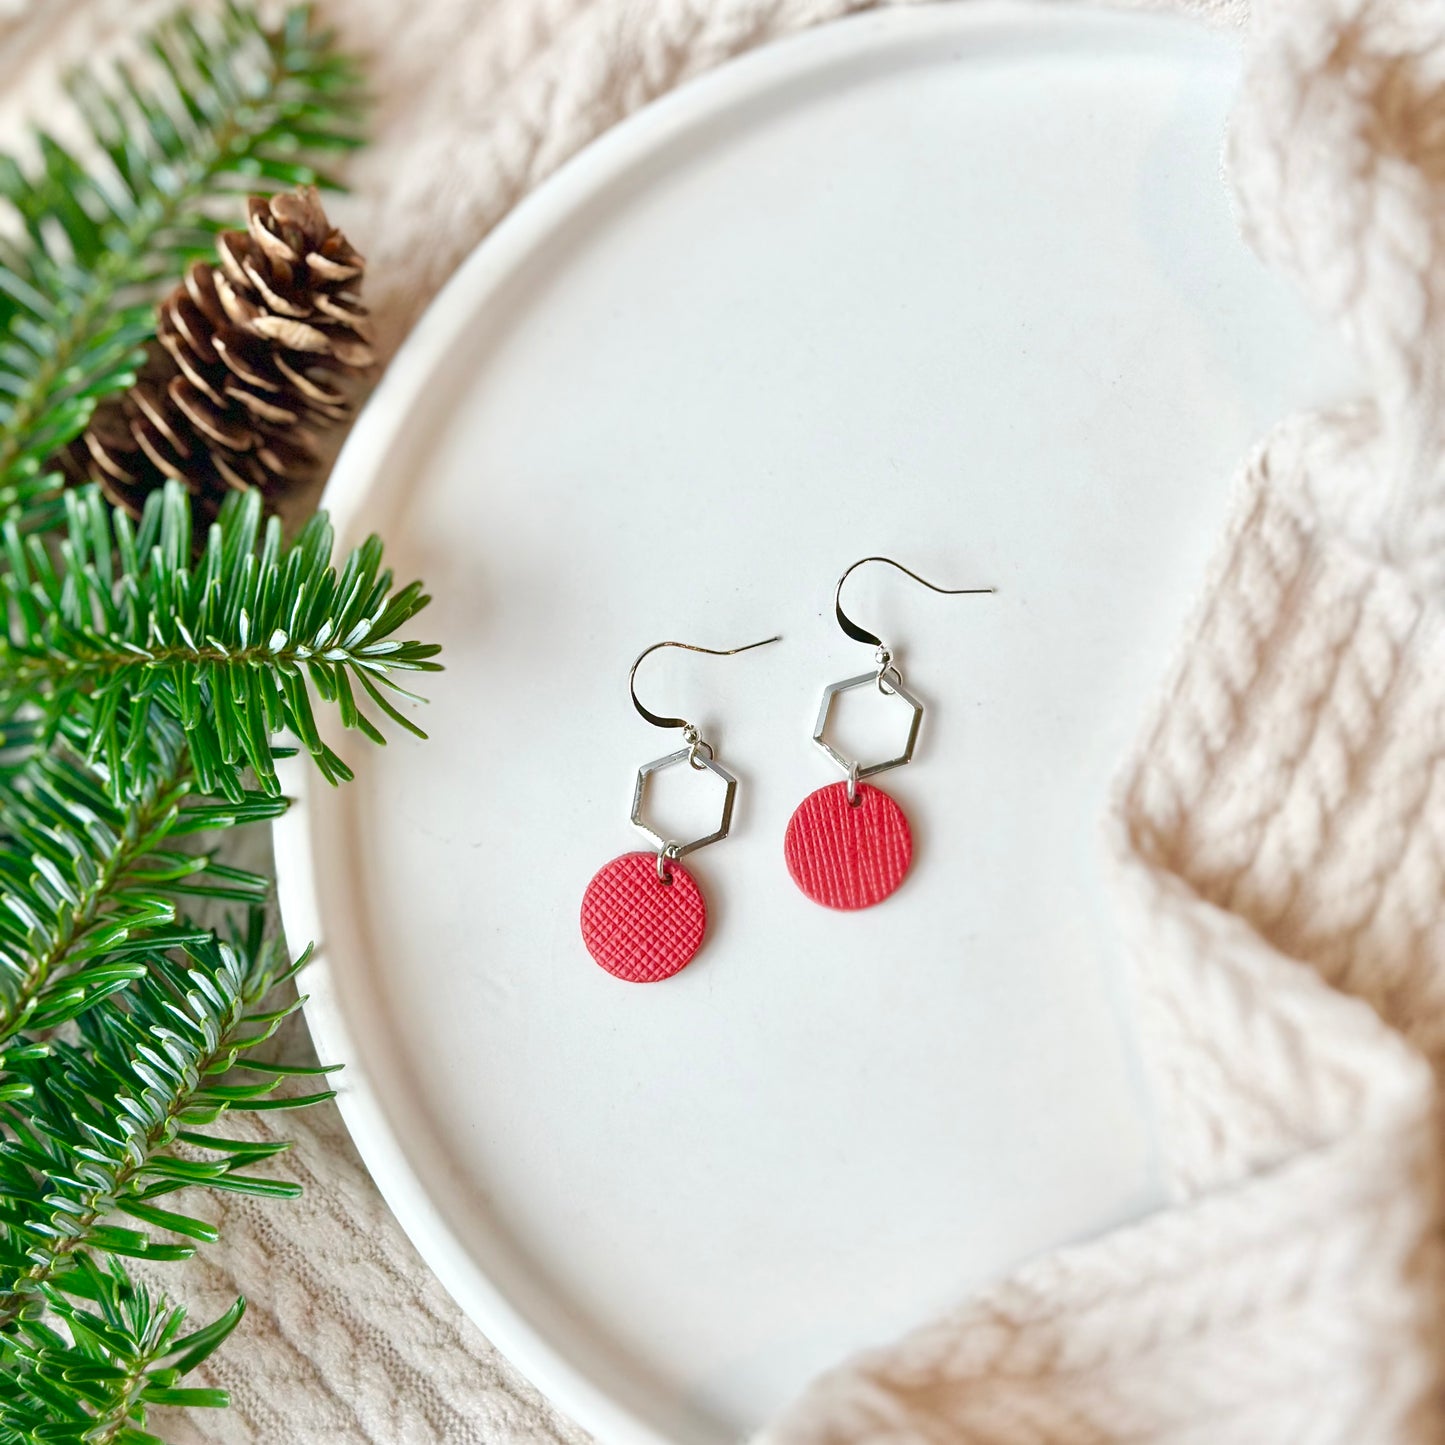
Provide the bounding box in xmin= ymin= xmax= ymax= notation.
xmin=274 ymin=6 xmax=1233 ymax=1442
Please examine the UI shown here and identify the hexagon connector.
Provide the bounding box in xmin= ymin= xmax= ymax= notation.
xmin=631 ymin=747 xmax=738 ymax=857
xmin=812 ymin=671 xmax=924 ymax=780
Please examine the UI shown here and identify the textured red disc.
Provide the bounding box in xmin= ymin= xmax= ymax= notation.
xmin=784 ymin=781 xmax=912 ymax=910
xmin=581 ymin=852 xmax=707 ymax=982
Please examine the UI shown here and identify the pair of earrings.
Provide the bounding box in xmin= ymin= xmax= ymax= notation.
xmin=580 ymin=557 xmax=992 ymax=983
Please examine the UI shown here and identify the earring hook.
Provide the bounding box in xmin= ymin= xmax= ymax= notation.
xmin=834 ymin=556 xmax=994 ymax=651
xmin=629 ymin=635 xmax=782 ymax=734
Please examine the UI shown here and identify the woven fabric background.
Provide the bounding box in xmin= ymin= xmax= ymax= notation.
xmin=8 ymin=0 xmax=1445 ymax=1442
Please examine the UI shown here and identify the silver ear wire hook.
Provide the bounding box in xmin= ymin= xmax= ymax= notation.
xmin=629 ymin=635 xmax=782 ymax=765
xmin=835 ymin=556 xmax=993 ymax=690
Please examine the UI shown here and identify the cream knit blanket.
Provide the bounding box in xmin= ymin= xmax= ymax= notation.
xmin=4 ymin=0 xmax=1443 ymax=1441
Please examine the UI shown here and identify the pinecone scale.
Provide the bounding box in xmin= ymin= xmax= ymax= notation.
xmin=65 ymin=186 xmax=373 ymax=527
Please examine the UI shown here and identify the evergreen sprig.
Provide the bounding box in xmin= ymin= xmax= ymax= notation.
xmin=0 ymin=917 xmax=329 ymax=1438
xmin=0 ymin=5 xmax=429 ymax=1436
xmin=0 ymin=736 xmax=280 ymax=1061
xmin=0 ymin=2 xmax=363 ymax=529
xmin=0 ymin=484 xmax=440 ymax=802
xmin=0 ymin=917 xmax=323 ymax=1316
xmin=0 ymin=1261 xmax=241 ymax=1445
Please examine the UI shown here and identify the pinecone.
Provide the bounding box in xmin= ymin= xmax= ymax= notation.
xmin=63 ymin=186 xmax=374 ymax=528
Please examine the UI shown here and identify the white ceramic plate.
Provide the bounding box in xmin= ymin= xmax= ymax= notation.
xmin=275 ymin=7 xmax=1355 ymax=1443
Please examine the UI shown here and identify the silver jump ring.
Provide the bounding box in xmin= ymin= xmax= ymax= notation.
xmin=657 ymin=842 xmax=681 ymax=883
xmin=873 ymin=646 xmax=900 ymax=695
xmin=846 ymin=760 xmax=861 ymax=806
xmin=687 ymin=737 xmax=715 ymax=769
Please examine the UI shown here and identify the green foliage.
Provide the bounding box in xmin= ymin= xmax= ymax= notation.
xmin=0 ymin=916 xmax=331 ymax=1439
xmin=0 ymin=918 xmax=324 ymax=1317
xmin=0 ymin=4 xmax=437 ymax=1439
xmin=0 ymin=1260 xmax=242 ymax=1443
xmin=0 ymin=732 xmax=280 ymax=1059
xmin=0 ymin=1 xmax=363 ymax=529
xmin=0 ymin=484 xmax=440 ymax=802
xmin=0 ymin=480 xmax=435 ymax=1434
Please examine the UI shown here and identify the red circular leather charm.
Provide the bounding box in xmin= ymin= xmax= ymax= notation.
xmin=581 ymin=852 xmax=707 ymax=982
xmin=784 ymin=781 xmax=912 ymax=910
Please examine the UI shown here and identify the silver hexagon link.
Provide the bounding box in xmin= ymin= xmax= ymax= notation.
xmin=631 ymin=747 xmax=738 ymax=857
xmin=812 ymin=671 xmax=924 ymax=780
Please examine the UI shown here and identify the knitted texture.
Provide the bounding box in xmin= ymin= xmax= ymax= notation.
xmin=3 ymin=0 xmax=1434 ymax=1442
xmin=581 ymin=852 xmax=707 ymax=981
xmin=762 ymin=468 xmax=1445 ymax=1445
xmin=784 ymin=782 xmax=913 ymax=910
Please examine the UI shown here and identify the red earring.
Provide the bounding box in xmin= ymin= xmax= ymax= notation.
xmin=581 ymin=634 xmax=779 ymax=982
xmin=784 ymin=558 xmax=992 ymax=911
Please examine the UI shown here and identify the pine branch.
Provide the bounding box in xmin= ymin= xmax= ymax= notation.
xmin=0 ymin=1258 xmax=240 ymax=1444
xmin=0 ymin=916 xmax=330 ymax=1332
xmin=0 ymin=2 xmax=364 ymax=528
xmin=0 ymin=484 xmax=440 ymax=803
xmin=0 ymin=735 xmax=282 ymax=1059
xmin=0 ymin=746 xmax=191 ymax=1060
xmin=0 ymin=7 xmax=409 ymax=1437
xmin=0 ymin=715 xmax=43 ymax=791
